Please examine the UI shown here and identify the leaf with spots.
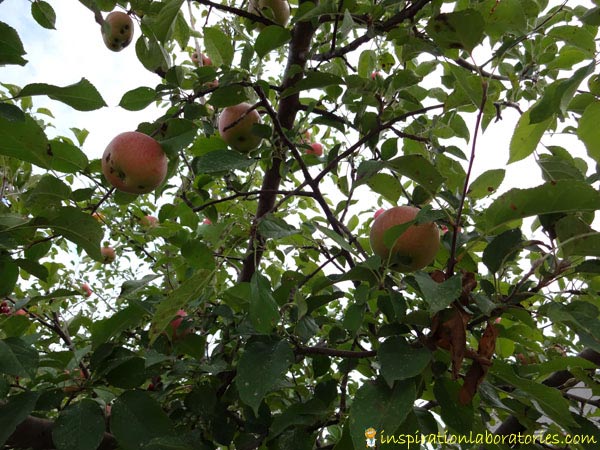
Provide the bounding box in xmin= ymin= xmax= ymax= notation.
xmin=481 ymin=180 xmax=600 ymax=233
xmin=235 ymin=339 xmax=294 ymax=414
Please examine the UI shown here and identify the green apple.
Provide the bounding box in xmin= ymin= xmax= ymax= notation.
xmin=218 ymin=103 xmax=263 ymax=152
xmin=248 ymin=0 xmax=290 ymax=28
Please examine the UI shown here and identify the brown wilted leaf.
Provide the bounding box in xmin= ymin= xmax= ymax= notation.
xmin=459 ymin=322 xmax=498 ymax=404
xmin=429 ymin=306 xmax=470 ymax=379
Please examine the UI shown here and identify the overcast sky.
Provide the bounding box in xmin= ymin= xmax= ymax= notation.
xmin=0 ymin=0 xmax=595 ymax=192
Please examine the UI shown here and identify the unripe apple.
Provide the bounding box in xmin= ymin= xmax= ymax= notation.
xmin=140 ymin=215 xmax=159 ymax=228
xmin=81 ymin=283 xmax=92 ymax=297
xmin=101 ymin=246 xmax=116 ymax=264
xmin=102 ymin=131 xmax=168 ymax=194
xmin=218 ymin=103 xmax=262 ymax=153
xmin=101 ymin=11 xmax=134 ymax=52
xmin=248 ymin=0 xmax=290 ymax=28
xmin=374 ymin=208 xmax=385 ymax=219
xmin=369 ymin=205 xmax=440 ymax=272
xmin=306 ymin=142 xmax=323 ymax=156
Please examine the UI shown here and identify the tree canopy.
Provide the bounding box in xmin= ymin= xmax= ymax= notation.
xmin=1 ymin=0 xmax=600 ymax=449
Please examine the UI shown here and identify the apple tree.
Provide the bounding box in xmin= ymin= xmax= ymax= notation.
xmin=2 ymin=0 xmax=600 ymax=449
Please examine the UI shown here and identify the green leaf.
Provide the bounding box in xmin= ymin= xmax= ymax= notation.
xmin=548 ymin=25 xmax=596 ymax=56
xmin=0 ymin=103 xmax=25 ymax=122
xmin=119 ymin=87 xmax=156 ymax=111
xmin=48 ymin=139 xmax=89 ymax=173
xmin=366 ymin=173 xmax=402 ymax=204
xmin=529 ymin=63 xmax=594 ymax=124
xmin=582 ymin=6 xmax=600 ymax=25
xmin=255 ymin=26 xmax=291 ymax=58
xmin=0 ymin=21 xmax=27 ymax=66
xmin=249 ymin=273 xmax=280 ymax=333
xmin=236 ymin=339 xmax=294 ymax=414
xmin=282 ymin=72 xmax=344 ymax=98
xmin=378 ymin=336 xmax=431 ymax=386
xmin=577 ymin=100 xmax=600 ymax=163
xmin=47 ymin=207 xmax=103 ymax=260
xmin=204 ymin=27 xmax=234 ymax=67
xmin=18 ymin=78 xmax=107 ymax=111
xmin=135 ymin=34 xmax=170 ymax=74
xmin=467 ymin=168 xmax=505 ymax=199
xmin=258 ymin=215 xmax=300 ymax=239
xmin=52 ymin=400 xmax=105 ymax=450
xmin=0 ymin=257 xmax=18 ymax=296
xmin=481 ymin=181 xmax=600 ymax=232
xmin=149 ymin=269 xmax=211 ymax=342
xmin=413 ymin=273 xmax=462 ymax=313
xmin=207 ymin=85 xmax=249 ymax=108
xmin=91 ymin=303 xmax=147 ymax=349
xmin=555 ymin=215 xmax=600 ymax=257
xmin=111 ymin=390 xmax=176 ymax=450
xmin=23 ymin=174 xmax=71 ymax=215
xmin=0 ymin=114 xmax=51 ymax=169
xmin=508 ymin=104 xmax=553 ymax=163
xmin=434 ymin=378 xmax=473 ymax=433
xmin=181 ymin=240 xmax=215 ymax=269
xmin=152 ymin=0 xmax=184 ymax=44
xmin=482 ymin=229 xmax=523 ymax=273
xmin=358 ymin=50 xmax=377 ymax=78
xmin=492 ymin=361 xmax=579 ymax=429
xmin=0 ymin=391 xmax=40 ymax=446
xmin=0 ymin=338 xmax=39 ymax=378
xmin=426 ymin=9 xmax=485 ymax=52
xmin=31 ymin=1 xmax=56 ymax=29
xmin=15 ymin=258 xmax=49 ymax=282
xmin=193 ymin=150 xmax=254 ymax=173
xmin=349 ymin=379 xmax=416 ymax=449
xmin=386 ymin=155 xmax=445 ymax=195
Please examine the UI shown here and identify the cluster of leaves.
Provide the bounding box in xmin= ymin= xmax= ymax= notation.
xmin=1 ymin=0 xmax=600 ymax=449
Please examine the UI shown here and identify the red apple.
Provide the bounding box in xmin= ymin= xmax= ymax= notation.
xmin=102 ymin=131 xmax=168 ymax=194
xmin=192 ymin=52 xmax=212 ymax=66
xmin=218 ymin=103 xmax=262 ymax=153
xmin=306 ymin=142 xmax=323 ymax=156
xmin=371 ymin=71 xmax=382 ymax=80
xmin=203 ymin=218 xmax=212 ymax=225
xmin=81 ymin=283 xmax=92 ymax=297
xmin=14 ymin=309 xmax=27 ymax=316
xmin=101 ymin=11 xmax=134 ymax=52
xmin=170 ymin=309 xmax=191 ymax=339
xmin=370 ymin=205 xmax=440 ymax=272
xmin=101 ymin=246 xmax=116 ymax=264
xmin=140 ymin=215 xmax=159 ymax=228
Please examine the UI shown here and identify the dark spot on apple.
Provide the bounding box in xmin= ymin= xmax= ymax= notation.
xmin=138 ymin=185 xmax=145 ymax=190
xmin=105 ymin=153 xmax=111 ymax=162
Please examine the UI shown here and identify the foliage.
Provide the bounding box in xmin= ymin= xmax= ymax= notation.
xmin=1 ymin=0 xmax=600 ymax=449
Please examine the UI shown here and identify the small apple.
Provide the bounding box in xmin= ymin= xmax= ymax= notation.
xmin=101 ymin=246 xmax=116 ymax=264
xmin=92 ymin=212 xmax=105 ymax=222
xmin=81 ymin=283 xmax=92 ymax=297
xmin=102 ymin=131 xmax=168 ymax=194
xmin=101 ymin=11 xmax=134 ymax=52
xmin=170 ymin=309 xmax=191 ymax=339
xmin=374 ymin=208 xmax=385 ymax=219
xmin=306 ymin=142 xmax=323 ymax=156
xmin=218 ymin=103 xmax=263 ymax=153
xmin=14 ymin=309 xmax=27 ymax=316
xmin=140 ymin=215 xmax=159 ymax=228
xmin=370 ymin=205 xmax=440 ymax=272
xmin=371 ymin=71 xmax=382 ymax=80
xmin=203 ymin=218 xmax=212 ymax=225
xmin=192 ymin=52 xmax=212 ymax=67
xmin=0 ymin=301 xmax=9 ymax=315
xmin=494 ymin=317 xmax=502 ymax=324
xmin=248 ymin=0 xmax=290 ymax=28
